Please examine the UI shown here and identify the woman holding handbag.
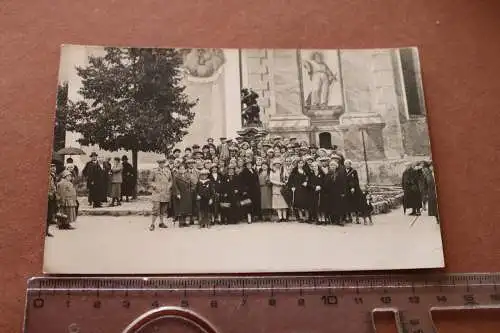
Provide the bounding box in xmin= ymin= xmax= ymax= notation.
xmin=238 ymin=160 xmax=260 ymax=223
xmin=220 ymin=166 xmax=240 ymax=224
xmin=287 ymin=159 xmax=312 ymax=222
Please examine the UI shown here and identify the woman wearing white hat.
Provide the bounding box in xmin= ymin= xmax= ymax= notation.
xmin=269 ymin=158 xmax=289 ymax=222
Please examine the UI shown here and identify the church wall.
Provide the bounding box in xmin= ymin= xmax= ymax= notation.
xmin=370 ymin=49 xmax=405 ymax=159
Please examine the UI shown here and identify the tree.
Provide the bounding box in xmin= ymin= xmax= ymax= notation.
xmin=66 ymin=47 xmax=197 ymax=195
xmin=53 ymin=82 xmax=69 ymax=154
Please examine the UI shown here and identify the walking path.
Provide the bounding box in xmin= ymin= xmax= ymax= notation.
xmin=44 ymin=210 xmax=444 ymax=274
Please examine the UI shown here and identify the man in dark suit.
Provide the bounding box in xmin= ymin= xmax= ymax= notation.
xmin=82 ymin=152 xmax=106 ymax=208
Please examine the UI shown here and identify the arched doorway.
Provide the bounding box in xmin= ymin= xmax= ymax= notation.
xmin=319 ymin=132 xmax=332 ymax=149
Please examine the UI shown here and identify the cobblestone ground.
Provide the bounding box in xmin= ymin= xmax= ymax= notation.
xmin=44 ymin=208 xmax=444 ymax=274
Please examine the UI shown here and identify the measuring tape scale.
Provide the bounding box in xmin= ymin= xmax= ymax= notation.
xmin=23 ymin=274 xmax=500 ymax=333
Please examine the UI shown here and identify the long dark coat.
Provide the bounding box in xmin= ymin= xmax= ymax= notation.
xmin=220 ymin=174 xmax=240 ymax=222
xmin=121 ymin=161 xmax=136 ymax=197
xmin=308 ymin=170 xmax=325 ymax=213
xmin=195 ymin=179 xmax=215 ymax=226
xmin=172 ymin=173 xmax=194 ymax=216
xmin=238 ymin=167 xmax=261 ymax=215
xmin=345 ymin=167 xmax=363 ymax=214
xmin=423 ymin=168 xmax=438 ymax=217
xmin=287 ymin=167 xmax=311 ymax=209
xmin=322 ymin=167 xmax=347 ymax=217
xmin=402 ymin=167 xmax=423 ymax=212
xmin=82 ymin=161 xmax=107 ymax=204
xmin=209 ymin=173 xmax=224 ymax=200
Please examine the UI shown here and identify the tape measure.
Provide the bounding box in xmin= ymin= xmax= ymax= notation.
xmin=24 ymin=273 xmax=500 ymax=333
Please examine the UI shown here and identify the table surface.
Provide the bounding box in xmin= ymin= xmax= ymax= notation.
xmin=1 ymin=0 xmax=500 ymax=332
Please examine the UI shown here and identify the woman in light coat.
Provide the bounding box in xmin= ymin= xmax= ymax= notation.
xmin=56 ymin=170 xmax=78 ymax=228
xmin=269 ymin=159 xmax=289 ymax=222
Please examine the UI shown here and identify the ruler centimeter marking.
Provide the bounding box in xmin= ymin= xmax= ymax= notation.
xmin=24 ymin=274 xmax=500 ymax=333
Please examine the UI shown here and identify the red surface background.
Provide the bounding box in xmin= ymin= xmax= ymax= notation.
xmin=1 ymin=0 xmax=500 ymax=332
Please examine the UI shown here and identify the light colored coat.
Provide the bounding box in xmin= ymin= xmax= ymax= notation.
xmin=150 ymin=167 xmax=173 ymax=202
xmin=56 ymin=179 xmax=78 ymax=207
xmin=111 ymin=164 xmax=123 ymax=183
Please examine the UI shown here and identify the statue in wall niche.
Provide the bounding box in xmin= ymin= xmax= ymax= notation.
xmin=241 ymin=88 xmax=262 ymax=127
xmin=303 ymin=51 xmax=337 ymax=107
xmin=179 ymin=48 xmax=225 ymax=78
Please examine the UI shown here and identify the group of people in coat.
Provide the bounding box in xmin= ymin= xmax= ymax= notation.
xmin=81 ymin=153 xmax=137 ymax=207
xmin=46 ymin=153 xmax=136 ymax=237
xmin=402 ymin=160 xmax=439 ymax=223
xmin=146 ymin=136 xmax=375 ymax=231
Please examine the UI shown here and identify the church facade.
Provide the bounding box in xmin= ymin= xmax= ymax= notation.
xmin=239 ymin=48 xmax=431 ymax=162
xmin=59 ymin=46 xmax=431 ymax=178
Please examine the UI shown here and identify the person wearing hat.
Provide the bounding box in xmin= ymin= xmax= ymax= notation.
xmin=317 ymin=148 xmax=327 ymax=158
xmin=266 ymin=148 xmax=275 ymax=164
xmin=109 ymin=157 xmax=123 ymax=207
xmin=217 ymin=137 xmax=230 ymax=161
xmin=202 ymin=145 xmax=211 ymax=159
xmin=121 ymin=155 xmax=135 ymax=202
xmin=344 ymin=159 xmax=363 ymax=224
xmin=209 ymin=163 xmax=224 ymax=224
xmin=195 ymin=169 xmax=215 ymax=228
xmin=203 ymin=159 xmax=213 ymax=170
xmin=193 ymin=150 xmax=204 ymax=160
xmin=239 ymin=159 xmax=261 ymax=223
xmin=149 ymin=158 xmax=173 ymax=231
xmin=288 ymin=157 xmax=312 ymax=222
xmin=258 ymin=161 xmax=272 ymax=220
xmin=185 ymin=158 xmax=200 ymax=225
xmin=46 ymin=161 xmax=59 ymax=237
xmin=322 ymin=159 xmax=347 ymax=226
xmin=319 ymin=156 xmax=330 ymax=175
xmin=219 ymin=165 xmax=240 ymax=224
xmin=269 ymin=158 xmax=289 ymax=222
xmin=308 ymin=161 xmax=326 ymax=224
xmin=171 ymin=163 xmax=194 ymax=228
xmin=82 ymin=152 xmax=106 ymax=208
xmin=228 ymin=146 xmax=238 ymax=159
xmin=56 ymin=170 xmax=78 ymax=230
xmin=310 ymin=145 xmax=318 ymax=158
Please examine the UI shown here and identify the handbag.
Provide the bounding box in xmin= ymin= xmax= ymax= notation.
xmin=220 ymin=202 xmax=231 ymax=208
xmin=239 ymin=198 xmax=252 ymax=207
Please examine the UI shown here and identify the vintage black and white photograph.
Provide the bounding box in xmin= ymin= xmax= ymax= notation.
xmin=44 ymin=45 xmax=444 ymax=274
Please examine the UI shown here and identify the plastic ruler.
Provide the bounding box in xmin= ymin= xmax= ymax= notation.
xmin=23 ymin=273 xmax=500 ymax=333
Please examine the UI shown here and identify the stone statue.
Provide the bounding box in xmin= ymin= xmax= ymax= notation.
xmin=303 ymin=51 xmax=337 ymax=107
xmin=179 ymin=48 xmax=225 ymax=78
xmin=241 ymin=88 xmax=261 ymax=127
